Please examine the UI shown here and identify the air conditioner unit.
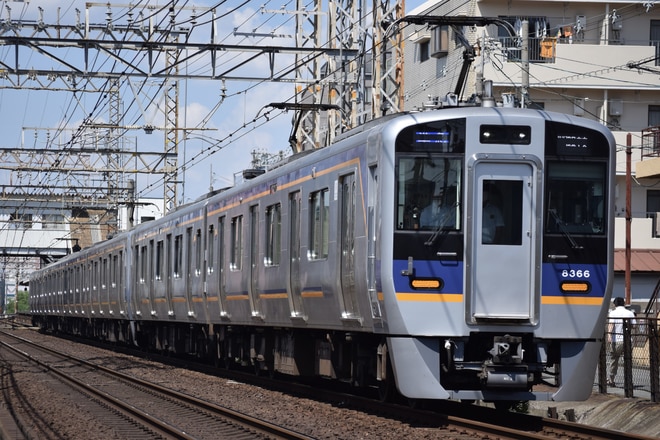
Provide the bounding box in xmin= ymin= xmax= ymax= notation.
xmin=411 ymin=31 xmax=431 ymax=44
xmin=609 ymin=99 xmax=623 ymax=116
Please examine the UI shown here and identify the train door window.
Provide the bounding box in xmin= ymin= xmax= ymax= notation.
xmin=108 ymin=254 xmax=113 ymax=289
xmin=102 ymin=257 xmax=107 ymax=289
xmin=155 ymin=240 xmax=163 ymax=281
xmin=93 ymin=260 xmax=98 ymax=292
xmin=149 ymin=240 xmax=155 ymax=284
xmin=84 ymin=263 xmax=89 ymax=303
xmin=140 ymin=245 xmax=147 ymax=283
xmin=174 ymin=234 xmax=183 ymax=278
xmin=75 ymin=265 xmax=81 ymax=305
xmin=67 ymin=270 xmax=71 ymax=308
xmin=482 ymin=180 xmax=522 ymax=245
xmin=118 ymin=251 xmax=124 ymax=297
xmin=69 ymin=268 xmax=73 ymax=306
xmin=207 ymin=224 xmax=215 ymax=274
xmin=309 ymin=188 xmax=329 ymax=260
xmin=112 ymin=254 xmax=118 ymax=288
xmin=546 ymin=162 xmax=606 ymax=234
xmin=265 ymin=203 xmax=281 ymax=266
xmin=217 ymin=217 xmax=225 ymax=274
xmin=195 ymin=228 xmax=202 ymax=276
xmin=231 ymin=215 xmax=243 ymax=271
xmin=397 ymin=156 xmax=462 ymax=230
xmin=186 ymin=227 xmax=194 ymax=278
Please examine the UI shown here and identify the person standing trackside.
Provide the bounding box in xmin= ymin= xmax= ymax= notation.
xmin=608 ymin=297 xmax=636 ymax=386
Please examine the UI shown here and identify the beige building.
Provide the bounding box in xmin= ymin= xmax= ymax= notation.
xmin=404 ymin=1 xmax=660 ymax=304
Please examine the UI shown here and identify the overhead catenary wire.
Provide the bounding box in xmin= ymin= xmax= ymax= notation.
xmin=0 ymin=0 xmax=367 ymax=222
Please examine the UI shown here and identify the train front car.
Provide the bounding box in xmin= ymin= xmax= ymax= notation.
xmin=380 ymin=107 xmax=615 ymax=403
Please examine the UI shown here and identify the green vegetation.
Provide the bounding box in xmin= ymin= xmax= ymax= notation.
xmin=4 ymin=289 xmax=29 ymax=314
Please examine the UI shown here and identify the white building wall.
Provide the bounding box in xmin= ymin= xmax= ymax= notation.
xmin=117 ymin=198 xmax=165 ymax=231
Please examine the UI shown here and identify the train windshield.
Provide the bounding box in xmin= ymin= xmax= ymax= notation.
xmin=546 ymin=162 xmax=606 ymax=235
xmin=396 ymin=156 xmax=462 ymax=231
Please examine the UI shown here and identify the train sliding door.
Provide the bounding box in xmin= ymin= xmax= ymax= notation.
xmin=288 ymin=191 xmax=305 ymax=319
xmin=339 ymin=172 xmax=360 ymax=320
xmin=248 ymin=205 xmax=263 ymax=318
xmin=467 ymin=159 xmax=541 ymax=323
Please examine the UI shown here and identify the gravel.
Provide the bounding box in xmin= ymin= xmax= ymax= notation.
xmin=5 ymin=329 xmax=443 ymax=439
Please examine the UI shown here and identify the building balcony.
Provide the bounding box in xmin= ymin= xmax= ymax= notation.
xmin=481 ymin=38 xmax=657 ymax=90
xmin=637 ymin=126 xmax=660 ymax=178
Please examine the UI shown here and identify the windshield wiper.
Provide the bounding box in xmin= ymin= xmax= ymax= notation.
xmin=424 ymin=204 xmax=459 ymax=246
xmin=549 ymin=209 xmax=583 ymax=250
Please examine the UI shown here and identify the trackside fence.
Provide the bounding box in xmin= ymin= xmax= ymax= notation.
xmin=595 ymin=317 xmax=660 ymax=402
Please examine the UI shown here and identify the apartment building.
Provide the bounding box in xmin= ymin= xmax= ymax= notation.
xmin=404 ymin=0 xmax=660 ymax=303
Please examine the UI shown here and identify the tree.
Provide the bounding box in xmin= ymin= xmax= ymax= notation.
xmin=16 ymin=289 xmax=29 ymax=313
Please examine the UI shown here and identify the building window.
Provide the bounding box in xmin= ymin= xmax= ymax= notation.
xmin=309 ymin=189 xmax=329 ymax=260
xmin=649 ymin=105 xmax=660 ymax=127
xmin=419 ymin=40 xmax=430 ymax=62
xmin=265 ymin=203 xmax=281 ymax=266
xmin=42 ymin=214 xmax=64 ymax=230
xmin=9 ymin=213 xmax=32 ymax=229
xmin=651 ymin=20 xmax=660 ymax=66
xmin=647 ymin=190 xmax=660 ymax=238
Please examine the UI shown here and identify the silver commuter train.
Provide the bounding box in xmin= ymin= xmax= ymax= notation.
xmin=30 ymin=106 xmax=615 ymax=403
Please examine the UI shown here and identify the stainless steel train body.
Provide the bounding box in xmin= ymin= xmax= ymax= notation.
xmin=29 ymin=107 xmax=615 ymax=403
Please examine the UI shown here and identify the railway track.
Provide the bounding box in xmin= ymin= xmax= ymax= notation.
xmin=268 ymin=377 xmax=658 ymax=440
xmin=0 ymin=324 xmax=656 ymax=440
xmin=0 ymin=329 xmax=312 ymax=440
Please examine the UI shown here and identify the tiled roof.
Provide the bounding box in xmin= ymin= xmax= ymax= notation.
xmin=614 ymin=249 xmax=660 ymax=272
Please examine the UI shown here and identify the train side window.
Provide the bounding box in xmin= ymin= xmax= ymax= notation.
xmin=174 ymin=234 xmax=183 ymax=278
xmin=265 ymin=203 xmax=282 ymax=266
xmin=309 ymin=189 xmax=329 ymax=260
xmin=546 ymin=162 xmax=606 ymax=235
xmin=231 ymin=215 xmax=243 ymax=271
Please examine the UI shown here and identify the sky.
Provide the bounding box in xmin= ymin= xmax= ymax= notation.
xmin=0 ymin=0 xmax=427 ymax=208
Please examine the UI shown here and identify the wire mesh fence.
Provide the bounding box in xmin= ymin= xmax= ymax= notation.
xmin=596 ymin=317 xmax=660 ymax=402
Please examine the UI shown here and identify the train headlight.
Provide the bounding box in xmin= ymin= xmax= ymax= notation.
xmin=560 ymin=281 xmax=591 ymax=293
xmin=410 ymin=278 xmax=443 ymax=290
